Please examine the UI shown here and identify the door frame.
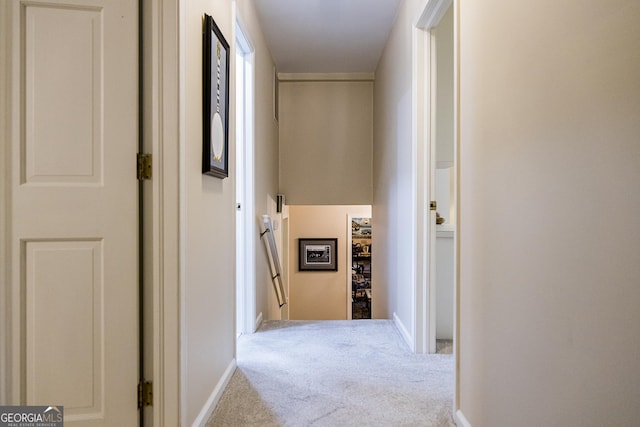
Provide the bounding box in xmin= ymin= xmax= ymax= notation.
xmin=0 ymin=2 xmax=23 ymax=403
xmin=234 ymin=15 xmax=257 ymax=336
xmin=413 ymin=0 xmax=455 ymax=355
xmin=412 ymin=0 xmax=460 ymax=413
xmin=142 ymin=0 xmax=181 ymax=425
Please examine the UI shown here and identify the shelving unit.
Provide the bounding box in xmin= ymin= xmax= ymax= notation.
xmin=351 ymin=218 xmax=371 ymax=319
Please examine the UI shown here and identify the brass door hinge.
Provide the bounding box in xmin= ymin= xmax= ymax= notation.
xmin=138 ymin=380 xmax=153 ymax=408
xmin=429 ymin=201 xmax=437 ymax=211
xmin=137 ymin=153 xmax=152 ymax=180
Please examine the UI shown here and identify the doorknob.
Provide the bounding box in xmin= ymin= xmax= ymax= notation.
xmin=429 ymin=201 xmax=437 ymax=211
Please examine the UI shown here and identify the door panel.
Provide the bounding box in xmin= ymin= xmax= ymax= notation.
xmin=25 ymin=240 xmax=103 ymax=414
xmin=24 ymin=4 xmax=102 ymax=185
xmin=8 ymin=0 xmax=139 ymax=425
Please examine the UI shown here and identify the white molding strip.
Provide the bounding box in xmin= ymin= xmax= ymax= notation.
xmin=150 ymin=0 xmax=182 ymax=425
xmin=393 ymin=312 xmax=414 ymax=351
xmin=192 ymin=359 xmax=237 ymax=427
xmin=178 ymin=0 xmax=188 ymax=423
xmin=455 ymin=409 xmax=472 ymax=427
xmin=254 ymin=311 xmax=263 ymax=332
xmin=278 ymin=72 xmax=375 ymax=82
xmin=416 ymin=0 xmax=452 ymax=29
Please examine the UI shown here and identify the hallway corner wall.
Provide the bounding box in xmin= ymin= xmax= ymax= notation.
xmin=235 ymin=0 xmax=281 ymax=324
xmin=458 ymin=0 xmax=640 ymax=424
xmin=181 ymin=0 xmax=280 ymax=423
xmin=373 ymin=0 xmax=424 ymax=339
xmin=182 ymin=1 xmax=235 ymax=424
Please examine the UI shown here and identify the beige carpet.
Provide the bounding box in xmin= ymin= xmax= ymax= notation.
xmin=207 ymin=320 xmax=455 ymax=426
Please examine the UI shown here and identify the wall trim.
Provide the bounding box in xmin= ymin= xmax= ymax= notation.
xmin=178 ymin=0 xmax=188 ymax=424
xmin=192 ymin=359 xmax=237 ymax=427
xmin=416 ymin=0 xmax=452 ymax=29
xmin=411 ymin=23 xmax=430 ymax=356
xmin=2 ymin=1 xmax=20 ymax=404
xmin=278 ymin=72 xmax=375 ymax=82
xmin=254 ymin=311 xmax=263 ymax=332
xmin=453 ymin=0 xmax=461 ymax=414
xmin=393 ymin=312 xmax=414 ymax=351
xmin=234 ymin=8 xmax=258 ymax=337
xmin=455 ymin=409 xmax=471 ymax=427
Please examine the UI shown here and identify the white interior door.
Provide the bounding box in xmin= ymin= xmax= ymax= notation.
xmin=235 ymin=20 xmax=256 ymax=333
xmin=235 ymin=42 xmax=246 ymax=337
xmin=4 ymin=0 xmax=139 ymax=425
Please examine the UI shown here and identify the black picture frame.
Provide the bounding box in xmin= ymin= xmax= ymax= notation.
xmin=203 ymin=14 xmax=230 ymax=178
xmin=298 ymin=238 xmax=338 ymax=272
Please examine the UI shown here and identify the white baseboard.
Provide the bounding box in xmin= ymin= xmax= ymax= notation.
xmin=455 ymin=409 xmax=472 ymax=427
xmin=192 ymin=358 xmax=237 ymax=427
xmin=254 ymin=311 xmax=263 ymax=332
xmin=393 ymin=312 xmax=414 ymax=352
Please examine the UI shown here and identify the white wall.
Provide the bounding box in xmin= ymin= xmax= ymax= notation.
xmin=373 ymin=0 xmax=422 ymax=341
xmin=288 ymin=205 xmax=371 ymax=320
xmin=181 ymin=0 xmax=280 ymax=423
xmin=279 ymin=79 xmax=373 ymax=205
xmin=182 ymin=1 xmax=235 ymax=424
xmin=458 ymin=0 xmax=640 ymax=425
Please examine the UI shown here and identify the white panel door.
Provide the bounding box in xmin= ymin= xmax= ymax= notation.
xmin=6 ymin=0 xmax=139 ymax=425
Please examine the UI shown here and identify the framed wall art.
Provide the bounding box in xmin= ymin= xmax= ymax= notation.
xmin=203 ymin=14 xmax=230 ymax=178
xmin=298 ymin=238 xmax=338 ymax=272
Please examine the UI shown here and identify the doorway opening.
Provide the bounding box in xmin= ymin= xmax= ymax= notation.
xmin=432 ymin=4 xmax=455 ymax=355
xmin=350 ymin=217 xmax=372 ymax=319
xmin=235 ymin=21 xmax=256 ymax=337
xmin=414 ymin=0 xmax=459 ymax=416
xmin=414 ymin=0 xmax=456 ymax=354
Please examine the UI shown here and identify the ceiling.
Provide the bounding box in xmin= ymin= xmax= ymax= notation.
xmin=253 ymin=0 xmax=402 ymax=74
